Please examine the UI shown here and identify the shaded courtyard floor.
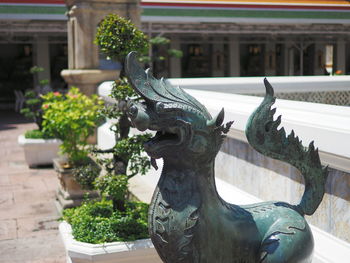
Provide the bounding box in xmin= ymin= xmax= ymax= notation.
xmin=0 ymin=110 xmax=65 ymax=263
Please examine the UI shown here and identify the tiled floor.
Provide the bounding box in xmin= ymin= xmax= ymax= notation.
xmin=0 ymin=110 xmax=65 ymax=263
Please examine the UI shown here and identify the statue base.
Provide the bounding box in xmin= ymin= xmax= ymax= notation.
xmin=61 ymin=69 xmax=119 ymax=95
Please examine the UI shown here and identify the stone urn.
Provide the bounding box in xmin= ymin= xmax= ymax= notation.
xmin=54 ymin=158 xmax=99 ymax=210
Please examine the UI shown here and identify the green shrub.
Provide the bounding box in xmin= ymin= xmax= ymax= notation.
xmin=95 ymin=14 xmax=149 ymax=63
xmin=94 ymin=14 xmax=173 ymax=215
xmin=41 ymin=87 xmax=104 ymax=166
xmin=24 ymin=129 xmax=55 ymax=139
xmin=20 ymin=66 xmax=55 ymax=134
xmin=62 ymin=199 xmax=149 ymax=244
xmin=20 ymin=90 xmax=43 ymax=128
xmin=62 ymin=14 xmax=177 ymax=244
xmin=73 ymin=163 xmax=101 ymax=190
xmin=21 ymin=89 xmax=64 ymax=139
xmin=95 ymin=174 xmax=129 ymax=205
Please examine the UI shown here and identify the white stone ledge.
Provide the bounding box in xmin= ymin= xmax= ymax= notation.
xmin=168 ymin=75 xmax=350 ymax=94
xmin=98 ymin=80 xmax=350 ymax=172
xmin=100 ymin=75 xmax=350 ymax=100
xmin=185 ymin=89 xmax=350 ymax=172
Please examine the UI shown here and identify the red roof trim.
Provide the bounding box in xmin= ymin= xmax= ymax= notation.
xmin=141 ymin=2 xmax=350 ymax=11
xmin=1 ymin=0 xmax=349 ymax=11
xmin=0 ymin=0 xmax=65 ymax=4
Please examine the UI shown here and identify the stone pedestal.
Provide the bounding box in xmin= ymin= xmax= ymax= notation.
xmin=63 ymin=0 xmax=140 ymax=94
xmin=53 ymin=158 xmax=99 ymax=211
xmin=61 ymin=69 xmax=119 ymax=95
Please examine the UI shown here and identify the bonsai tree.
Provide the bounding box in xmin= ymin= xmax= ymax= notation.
xmin=41 ymin=87 xmax=103 ymax=166
xmin=95 ymin=14 xmax=151 ymax=195
xmin=94 ymin=14 xmax=183 ymax=211
xmin=141 ymin=35 xmax=183 ymax=68
xmin=95 ymin=14 xmax=182 ymax=75
xmin=95 ymin=14 xmax=149 ymax=77
xmin=61 ymin=14 xmax=182 ymax=245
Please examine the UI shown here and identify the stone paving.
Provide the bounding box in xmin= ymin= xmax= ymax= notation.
xmin=0 ymin=110 xmax=65 ymax=263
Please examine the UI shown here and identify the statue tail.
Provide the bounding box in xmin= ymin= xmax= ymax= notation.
xmin=245 ymin=78 xmax=328 ymax=216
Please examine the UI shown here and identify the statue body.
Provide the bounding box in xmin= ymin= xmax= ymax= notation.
xmin=149 ymin=156 xmax=313 ymax=263
xmin=125 ymin=52 xmax=327 ymax=263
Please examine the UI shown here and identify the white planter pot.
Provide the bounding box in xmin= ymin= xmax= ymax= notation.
xmin=59 ymin=221 xmax=162 ymax=263
xmin=18 ymin=134 xmax=61 ymax=168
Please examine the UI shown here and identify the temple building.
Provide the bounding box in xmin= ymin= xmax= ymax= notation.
xmin=1 ymin=0 xmax=350 ymax=103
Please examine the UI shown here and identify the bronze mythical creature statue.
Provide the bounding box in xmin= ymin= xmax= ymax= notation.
xmin=125 ymin=52 xmax=328 ymax=263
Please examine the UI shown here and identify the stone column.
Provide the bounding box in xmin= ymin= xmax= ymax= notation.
xmin=288 ymin=47 xmax=295 ymax=76
xmin=229 ymin=36 xmax=240 ymax=77
xmin=314 ymin=43 xmax=325 ymax=75
xmin=62 ymin=0 xmax=141 ymax=95
xmin=282 ymin=41 xmax=292 ymax=76
xmin=33 ymin=36 xmax=51 ymax=85
xmin=212 ymin=40 xmax=225 ymax=77
xmin=335 ymin=40 xmax=346 ymax=74
xmin=169 ymin=36 xmax=181 ymax=78
xmin=265 ymin=43 xmax=276 ymax=76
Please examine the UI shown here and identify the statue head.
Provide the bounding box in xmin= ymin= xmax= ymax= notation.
xmin=125 ymin=52 xmax=232 ymax=164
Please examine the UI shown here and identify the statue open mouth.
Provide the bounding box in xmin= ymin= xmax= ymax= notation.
xmin=152 ymin=130 xmax=179 ymax=144
xmin=144 ymin=126 xmax=184 ymax=153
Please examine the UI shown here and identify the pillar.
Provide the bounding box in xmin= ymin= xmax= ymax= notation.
xmin=282 ymin=41 xmax=292 ymax=76
xmin=62 ymin=0 xmax=141 ymax=95
xmin=336 ymin=40 xmax=346 ymax=74
xmin=288 ymin=47 xmax=295 ymax=76
xmin=212 ymin=40 xmax=225 ymax=77
xmin=265 ymin=43 xmax=276 ymax=76
xmin=229 ymin=37 xmax=240 ymax=77
xmin=314 ymin=43 xmax=325 ymax=75
xmin=33 ymin=36 xmax=51 ymax=86
xmin=169 ymin=36 xmax=181 ymax=78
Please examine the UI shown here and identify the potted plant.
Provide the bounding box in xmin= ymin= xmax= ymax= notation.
xmin=18 ymin=66 xmax=62 ymax=167
xmin=58 ymin=14 xmax=163 ymax=263
xmin=59 ymin=156 xmax=158 ymax=262
xmin=59 ymin=14 xmax=182 ymax=262
xmin=41 ymin=87 xmax=103 ymax=209
xmin=58 ymin=84 xmax=156 ymax=262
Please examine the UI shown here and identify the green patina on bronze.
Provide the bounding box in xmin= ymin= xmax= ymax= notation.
xmin=125 ymin=52 xmax=328 ymax=263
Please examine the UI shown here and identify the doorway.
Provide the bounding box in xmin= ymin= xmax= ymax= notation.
xmin=240 ymin=44 xmax=265 ymax=76
xmin=181 ymin=43 xmax=211 ymax=77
